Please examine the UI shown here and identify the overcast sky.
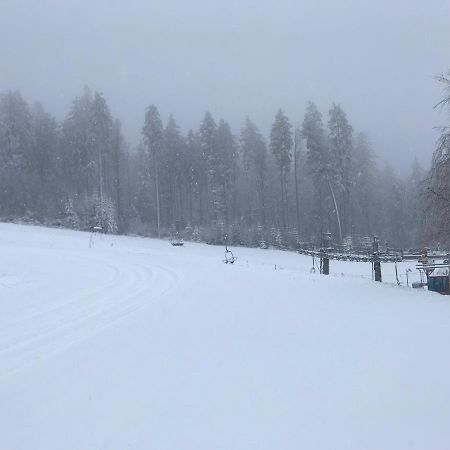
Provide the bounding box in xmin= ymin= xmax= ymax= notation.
xmin=1 ymin=0 xmax=449 ymax=173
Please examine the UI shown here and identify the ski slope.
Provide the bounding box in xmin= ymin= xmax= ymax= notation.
xmin=0 ymin=223 xmax=449 ymax=450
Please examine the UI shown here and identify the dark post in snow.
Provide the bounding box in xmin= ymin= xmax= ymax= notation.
xmin=372 ymin=236 xmax=382 ymax=282
xmin=320 ymin=232 xmax=331 ymax=275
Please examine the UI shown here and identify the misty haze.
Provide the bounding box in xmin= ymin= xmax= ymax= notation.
xmin=1 ymin=1 xmax=450 ymax=449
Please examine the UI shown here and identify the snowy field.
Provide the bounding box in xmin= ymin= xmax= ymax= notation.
xmin=0 ymin=223 xmax=449 ymax=450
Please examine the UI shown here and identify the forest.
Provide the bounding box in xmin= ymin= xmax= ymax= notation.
xmin=0 ymin=80 xmax=448 ymax=251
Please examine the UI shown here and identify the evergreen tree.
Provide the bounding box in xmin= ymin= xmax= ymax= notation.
xmin=352 ymin=133 xmax=379 ymax=237
xmin=186 ymin=130 xmax=206 ymax=225
xmin=111 ymin=119 xmax=126 ymax=231
xmin=301 ymin=102 xmax=330 ymax=236
xmin=270 ymin=109 xmax=292 ymax=229
xmin=328 ymin=103 xmax=353 ymax=237
xmin=89 ymin=93 xmax=114 ymax=203
xmin=61 ymin=86 xmax=93 ymax=198
xmin=142 ymin=104 xmax=164 ymax=236
xmin=240 ymin=117 xmax=267 ymax=226
xmin=293 ymin=125 xmax=302 ymax=239
xmin=199 ymin=112 xmax=219 ymax=224
xmin=162 ymin=114 xmax=186 ymax=227
xmin=30 ymin=102 xmax=60 ymax=217
xmin=215 ymin=119 xmax=236 ymax=225
xmin=380 ymin=164 xmax=407 ymax=247
xmin=405 ymin=158 xmax=426 ymax=244
xmin=0 ymin=91 xmax=33 ymax=216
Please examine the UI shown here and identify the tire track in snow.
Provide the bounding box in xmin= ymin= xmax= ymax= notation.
xmin=0 ymin=249 xmax=182 ymax=379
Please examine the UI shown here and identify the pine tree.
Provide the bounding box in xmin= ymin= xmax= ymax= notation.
xmin=186 ymin=130 xmax=206 ymax=225
xmin=352 ymin=133 xmax=379 ymax=237
xmin=240 ymin=117 xmax=267 ymax=226
xmin=0 ymin=91 xmax=33 ymax=216
xmin=61 ymin=86 xmax=93 ymax=198
xmin=301 ymin=102 xmax=330 ymax=237
xmin=270 ymin=109 xmax=292 ymax=229
xmin=163 ymin=115 xmax=186 ymax=227
xmin=199 ymin=112 xmax=219 ymax=224
xmin=30 ymin=102 xmax=60 ymax=217
xmin=405 ymin=158 xmax=426 ymax=244
xmin=328 ymin=103 xmax=353 ymax=237
xmin=293 ymin=125 xmax=302 ymax=239
xmin=88 ymin=92 xmax=116 ymax=230
xmin=142 ymin=104 xmax=164 ymax=236
xmin=63 ymin=196 xmax=80 ymax=229
xmin=380 ymin=163 xmax=407 ymax=247
xmin=215 ymin=119 xmax=236 ymax=225
xmin=111 ymin=119 xmax=125 ymax=231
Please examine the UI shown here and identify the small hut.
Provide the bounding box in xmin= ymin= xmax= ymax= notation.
xmin=427 ymin=267 xmax=450 ymax=295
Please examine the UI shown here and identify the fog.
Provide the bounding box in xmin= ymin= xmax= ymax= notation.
xmin=1 ymin=0 xmax=449 ymax=171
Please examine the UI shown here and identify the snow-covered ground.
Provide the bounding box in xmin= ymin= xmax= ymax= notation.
xmin=0 ymin=223 xmax=449 ymax=450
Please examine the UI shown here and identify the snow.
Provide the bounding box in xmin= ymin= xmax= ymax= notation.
xmin=1 ymin=223 xmax=450 ymax=450
xmin=430 ymin=267 xmax=449 ymax=277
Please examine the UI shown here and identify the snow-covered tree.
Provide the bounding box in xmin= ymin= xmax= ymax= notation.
xmin=142 ymin=104 xmax=164 ymax=236
xmin=0 ymin=91 xmax=33 ymax=216
xmin=301 ymin=102 xmax=330 ymax=236
xmin=270 ymin=109 xmax=292 ymax=229
xmin=240 ymin=117 xmax=267 ymax=226
xmin=328 ymin=103 xmax=353 ymax=237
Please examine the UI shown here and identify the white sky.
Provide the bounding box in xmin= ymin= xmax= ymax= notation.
xmin=1 ymin=0 xmax=449 ymax=173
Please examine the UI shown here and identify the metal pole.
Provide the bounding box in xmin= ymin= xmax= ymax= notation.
xmin=373 ymin=236 xmax=382 ymax=282
xmin=328 ymin=180 xmax=343 ymax=243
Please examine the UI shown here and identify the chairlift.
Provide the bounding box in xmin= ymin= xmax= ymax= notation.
xmin=170 ymin=232 xmax=184 ymax=246
xmin=223 ymin=235 xmax=237 ymax=264
xmin=89 ymin=225 xmax=103 ymax=248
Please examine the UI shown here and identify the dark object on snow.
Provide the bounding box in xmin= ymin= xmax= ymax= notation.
xmin=319 ymin=232 xmax=331 ymax=275
xmin=416 ymin=262 xmax=450 ymax=295
xmin=372 ymin=237 xmax=382 ymax=282
xmin=373 ymin=260 xmax=382 ymax=282
xmin=321 ymin=256 xmax=329 ymax=275
xmin=427 ymin=267 xmax=449 ymax=295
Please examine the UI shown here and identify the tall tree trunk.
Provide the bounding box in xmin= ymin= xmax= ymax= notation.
xmin=259 ymin=173 xmax=266 ymax=227
xmin=294 ymin=133 xmax=300 ymax=239
xmin=280 ymin=168 xmax=285 ymax=229
xmin=154 ymin=153 xmax=160 ymax=238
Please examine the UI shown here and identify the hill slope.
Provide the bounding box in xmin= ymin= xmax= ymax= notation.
xmin=0 ymin=223 xmax=449 ymax=450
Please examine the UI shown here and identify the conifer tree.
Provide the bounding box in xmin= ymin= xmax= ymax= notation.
xmin=142 ymin=104 xmax=164 ymax=236
xmin=0 ymin=91 xmax=33 ymax=215
xmin=199 ymin=112 xmax=219 ymax=224
xmin=61 ymin=86 xmax=93 ymax=198
xmin=301 ymin=102 xmax=329 ymax=236
xmin=89 ymin=92 xmax=114 ymax=221
xmin=328 ymin=103 xmax=353 ymax=237
xmin=240 ymin=117 xmax=267 ymax=226
xmin=270 ymin=109 xmax=292 ymax=229
xmin=163 ymin=114 xmax=185 ymax=226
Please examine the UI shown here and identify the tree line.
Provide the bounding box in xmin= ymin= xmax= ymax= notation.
xmin=0 ymin=86 xmax=429 ymax=250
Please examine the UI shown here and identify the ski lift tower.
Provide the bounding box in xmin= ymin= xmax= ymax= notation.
xmin=320 ymin=232 xmax=332 ymax=275
xmin=372 ymin=236 xmax=382 ymax=282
